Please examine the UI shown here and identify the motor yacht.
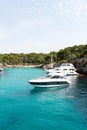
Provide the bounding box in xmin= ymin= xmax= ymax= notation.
xmin=47 ymin=63 xmax=78 ymax=76
xmin=29 ymin=74 xmax=70 ymax=88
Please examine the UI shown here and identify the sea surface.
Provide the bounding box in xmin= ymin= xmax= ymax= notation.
xmin=0 ymin=67 xmax=87 ymax=130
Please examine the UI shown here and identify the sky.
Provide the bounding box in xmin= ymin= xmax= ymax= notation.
xmin=0 ymin=0 xmax=87 ymax=54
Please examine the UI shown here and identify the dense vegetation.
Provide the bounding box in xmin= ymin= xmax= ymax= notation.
xmin=56 ymin=44 xmax=87 ymax=68
xmin=0 ymin=44 xmax=87 ymax=68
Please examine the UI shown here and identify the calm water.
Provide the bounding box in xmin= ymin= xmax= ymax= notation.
xmin=0 ymin=68 xmax=87 ymax=130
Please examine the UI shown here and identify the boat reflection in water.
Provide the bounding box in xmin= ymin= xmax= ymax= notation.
xmin=29 ymin=74 xmax=70 ymax=88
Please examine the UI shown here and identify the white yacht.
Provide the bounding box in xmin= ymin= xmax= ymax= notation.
xmin=29 ymin=74 xmax=70 ymax=88
xmin=45 ymin=67 xmax=59 ymax=74
xmin=47 ymin=63 xmax=78 ymax=76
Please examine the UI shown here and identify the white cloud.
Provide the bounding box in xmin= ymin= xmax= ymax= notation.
xmin=56 ymin=0 xmax=87 ymax=21
xmin=0 ymin=32 xmax=9 ymax=39
xmin=17 ymin=19 xmax=51 ymax=30
xmin=18 ymin=20 xmax=33 ymax=29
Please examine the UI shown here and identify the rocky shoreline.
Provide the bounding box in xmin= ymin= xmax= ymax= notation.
xmin=0 ymin=58 xmax=87 ymax=75
xmin=0 ymin=63 xmax=43 ymax=69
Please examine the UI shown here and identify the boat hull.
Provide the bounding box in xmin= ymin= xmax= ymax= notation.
xmin=29 ymin=84 xmax=69 ymax=88
xmin=29 ymin=79 xmax=70 ymax=88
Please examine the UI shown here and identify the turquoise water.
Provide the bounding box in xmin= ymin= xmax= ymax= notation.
xmin=0 ymin=68 xmax=87 ymax=130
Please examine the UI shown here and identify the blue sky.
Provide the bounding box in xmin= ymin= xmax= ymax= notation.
xmin=0 ymin=0 xmax=87 ymax=53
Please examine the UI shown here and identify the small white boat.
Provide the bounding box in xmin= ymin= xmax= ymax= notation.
xmin=29 ymin=75 xmax=70 ymax=88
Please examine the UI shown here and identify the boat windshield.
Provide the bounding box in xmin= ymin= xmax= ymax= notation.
xmin=50 ymin=75 xmax=63 ymax=79
xmin=44 ymin=75 xmax=63 ymax=79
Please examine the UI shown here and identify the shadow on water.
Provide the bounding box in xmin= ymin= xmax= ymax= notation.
xmin=77 ymin=75 xmax=87 ymax=87
xmin=67 ymin=75 xmax=87 ymax=122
